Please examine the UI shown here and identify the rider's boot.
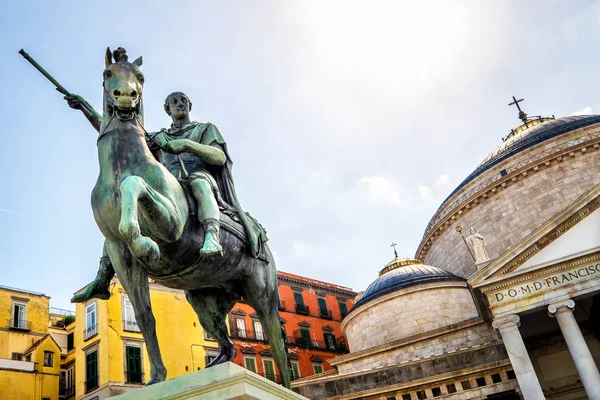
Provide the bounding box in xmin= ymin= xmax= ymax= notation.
xmin=71 ymin=257 xmax=115 ymax=303
xmin=200 ymin=218 xmax=223 ymax=257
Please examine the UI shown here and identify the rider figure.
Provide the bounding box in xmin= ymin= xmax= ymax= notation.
xmin=68 ymin=90 xmax=265 ymax=303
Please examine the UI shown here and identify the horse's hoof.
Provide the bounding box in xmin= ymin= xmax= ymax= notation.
xmin=131 ymin=237 xmax=160 ymax=266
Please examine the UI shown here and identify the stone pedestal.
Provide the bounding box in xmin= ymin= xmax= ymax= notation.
xmin=113 ymin=362 xmax=308 ymax=400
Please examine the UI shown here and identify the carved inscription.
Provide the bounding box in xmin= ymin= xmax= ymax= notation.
xmin=490 ymin=263 xmax=600 ymax=303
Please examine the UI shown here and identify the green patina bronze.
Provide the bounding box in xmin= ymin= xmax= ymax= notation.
xmin=21 ymin=47 xmax=290 ymax=389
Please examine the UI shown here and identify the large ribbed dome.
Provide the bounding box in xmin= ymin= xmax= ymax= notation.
xmin=439 ymin=115 xmax=600 ymax=211
xmin=353 ymin=257 xmax=464 ymax=309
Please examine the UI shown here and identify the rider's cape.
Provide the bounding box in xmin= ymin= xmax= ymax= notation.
xmin=147 ymin=122 xmax=267 ymax=258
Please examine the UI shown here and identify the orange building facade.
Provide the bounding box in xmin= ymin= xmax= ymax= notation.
xmin=227 ymin=271 xmax=357 ymax=383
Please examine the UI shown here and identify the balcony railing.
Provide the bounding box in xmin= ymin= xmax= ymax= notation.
xmin=278 ymin=301 xmax=286 ymax=311
xmin=287 ymin=335 xmax=348 ymax=353
xmin=123 ymin=319 xmax=140 ymax=332
xmin=126 ymin=370 xmax=144 ymax=384
xmin=230 ymin=329 xmax=268 ymax=342
xmin=59 ymin=385 xmax=75 ymax=397
xmin=318 ymin=308 xmax=333 ymax=319
xmin=84 ymin=324 xmax=98 ymax=340
xmin=8 ymin=319 xmax=31 ymax=331
xmin=295 ymin=303 xmax=310 ymax=315
xmin=85 ymin=375 xmax=99 ymax=392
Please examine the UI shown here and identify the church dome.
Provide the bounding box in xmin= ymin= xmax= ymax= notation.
xmin=440 ymin=115 xmax=600 ymax=207
xmin=353 ymin=257 xmax=464 ymax=309
xmin=342 ymin=256 xmax=477 ymax=353
xmin=416 ymin=112 xmax=600 ymax=279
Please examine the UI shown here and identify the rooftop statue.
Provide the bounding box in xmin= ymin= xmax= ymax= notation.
xmin=20 ymin=47 xmax=290 ymax=388
xmin=465 ymin=227 xmax=490 ymax=264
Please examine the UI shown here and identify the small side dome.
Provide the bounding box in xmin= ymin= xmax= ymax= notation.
xmin=353 ymin=257 xmax=464 ymax=309
xmin=343 ymin=256 xmax=477 ymax=353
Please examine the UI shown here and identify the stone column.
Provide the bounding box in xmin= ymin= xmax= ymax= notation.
xmin=492 ymin=314 xmax=545 ymax=400
xmin=548 ymin=300 xmax=600 ymax=400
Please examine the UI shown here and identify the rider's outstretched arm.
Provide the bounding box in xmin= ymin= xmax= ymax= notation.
xmin=64 ymin=94 xmax=102 ymax=134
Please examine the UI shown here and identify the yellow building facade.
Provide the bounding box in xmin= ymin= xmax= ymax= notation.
xmin=73 ymin=278 xmax=219 ymax=399
xmin=0 ymin=285 xmax=61 ymax=400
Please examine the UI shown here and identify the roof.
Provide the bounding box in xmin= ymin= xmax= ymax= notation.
xmin=23 ymin=334 xmax=61 ymax=355
xmin=0 ymin=284 xmax=47 ymax=298
xmin=277 ymin=271 xmax=355 ymax=293
xmin=439 ymin=114 xmax=600 ymax=212
xmin=353 ymin=258 xmax=464 ymax=309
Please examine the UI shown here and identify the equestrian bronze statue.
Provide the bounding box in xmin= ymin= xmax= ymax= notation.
xmin=20 ymin=47 xmax=290 ymax=388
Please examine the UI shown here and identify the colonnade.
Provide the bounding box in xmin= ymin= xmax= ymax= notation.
xmin=492 ymin=299 xmax=600 ymax=400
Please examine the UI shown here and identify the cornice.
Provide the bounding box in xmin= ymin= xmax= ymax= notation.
xmin=277 ymin=275 xmax=357 ymax=298
xmin=416 ymin=127 xmax=600 ymax=260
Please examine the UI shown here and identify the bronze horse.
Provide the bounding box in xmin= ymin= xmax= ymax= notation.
xmin=91 ymin=48 xmax=289 ymax=387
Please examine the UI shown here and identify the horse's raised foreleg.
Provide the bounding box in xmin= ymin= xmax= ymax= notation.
xmin=242 ymin=254 xmax=291 ymax=388
xmin=118 ymin=175 xmax=185 ymax=266
xmin=185 ymin=288 xmax=238 ymax=367
xmin=106 ymin=240 xmax=167 ymax=385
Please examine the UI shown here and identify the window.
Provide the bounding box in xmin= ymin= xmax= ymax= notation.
xmin=244 ymin=357 xmax=256 ymax=373
xmin=506 ymin=370 xmax=516 ymax=380
xmin=122 ymin=298 xmax=139 ymax=332
xmin=85 ymin=302 xmax=98 ymax=340
xmin=294 ymin=292 xmax=309 ymax=314
xmin=263 ymin=359 xmax=276 ymax=382
xmin=25 ymin=354 xmax=31 ymax=362
xmin=416 ymin=390 xmax=427 ymax=399
xmin=432 ymin=387 xmax=441 ymax=397
xmin=312 ymin=363 xmax=323 ymax=374
xmin=253 ymin=320 xmax=264 ymax=341
xmin=205 ymin=355 xmax=217 ymax=366
xmin=318 ymin=297 xmax=330 ymax=318
xmin=402 ymin=395 xmax=412 ymax=400
xmin=294 ymin=292 xmax=304 ymax=306
xmin=290 ymin=361 xmax=300 ymax=380
xmin=67 ymin=333 xmax=74 ymax=351
xmin=66 ymin=367 xmax=74 ymax=395
xmin=11 ymin=352 xmax=22 ymax=361
xmin=85 ymin=350 xmax=98 ymax=392
xmin=446 ymin=383 xmax=457 ymax=393
xmin=461 ymin=380 xmax=471 ymax=390
xmin=491 ymin=373 xmax=502 ymax=383
xmin=338 ymin=301 xmax=348 ymax=319
xmin=43 ymin=351 xmax=54 ymax=367
xmin=476 ymin=377 xmax=487 ymax=387
xmin=323 ymin=333 xmax=336 ymax=350
xmin=235 ymin=318 xmax=246 ymax=338
xmin=11 ymin=302 xmax=27 ymax=329
xmin=125 ymin=346 xmax=143 ymax=384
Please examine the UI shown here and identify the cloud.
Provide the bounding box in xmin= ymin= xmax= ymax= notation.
xmin=418 ymin=186 xmax=433 ymax=200
xmin=354 ymin=175 xmax=408 ymax=208
xmin=418 ymin=174 xmax=451 ymax=200
xmin=0 ymin=208 xmax=21 ymax=216
xmin=573 ymin=106 xmax=593 ymax=116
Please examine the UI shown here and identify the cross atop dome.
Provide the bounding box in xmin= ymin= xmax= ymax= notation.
xmin=508 ymin=95 xmax=528 ymax=124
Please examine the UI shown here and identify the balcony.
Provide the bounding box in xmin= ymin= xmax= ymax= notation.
xmin=8 ymin=319 xmax=31 ymax=331
xmin=59 ymin=385 xmax=75 ymax=397
xmin=85 ymin=375 xmax=99 ymax=393
xmin=278 ymin=301 xmax=286 ymax=311
xmin=84 ymin=324 xmax=98 ymax=340
xmin=295 ymin=304 xmax=310 ymax=315
xmin=318 ymin=308 xmax=333 ymax=319
xmin=126 ymin=370 xmax=144 ymax=384
xmin=230 ymin=329 xmax=268 ymax=342
xmin=123 ymin=319 xmax=140 ymax=332
xmin=288 ymin=334 xmax=349 ymax=353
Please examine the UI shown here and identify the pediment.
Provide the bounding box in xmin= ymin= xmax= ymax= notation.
xmin=470 ymin=182 xmax=600 ymax=286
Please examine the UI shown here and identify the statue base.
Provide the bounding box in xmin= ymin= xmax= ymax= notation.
xmin=112 ymin=362 xmax=308 ymax=400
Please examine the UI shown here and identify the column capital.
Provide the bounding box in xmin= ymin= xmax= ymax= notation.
xmin=492 ymin=314 xmax=520 ymax=331
xmin=548 ymin=299 xmax=575 ymax=317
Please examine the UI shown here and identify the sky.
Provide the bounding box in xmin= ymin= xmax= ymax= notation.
xmin=1 ymin=1 xmax=600 ymax=310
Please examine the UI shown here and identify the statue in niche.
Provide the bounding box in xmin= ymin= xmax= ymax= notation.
xmin=465 ymin=227 xmax=490 ymax=263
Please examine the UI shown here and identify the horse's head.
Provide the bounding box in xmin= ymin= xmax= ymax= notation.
xmin=103 ymin=47 xmax=144 ymax=121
